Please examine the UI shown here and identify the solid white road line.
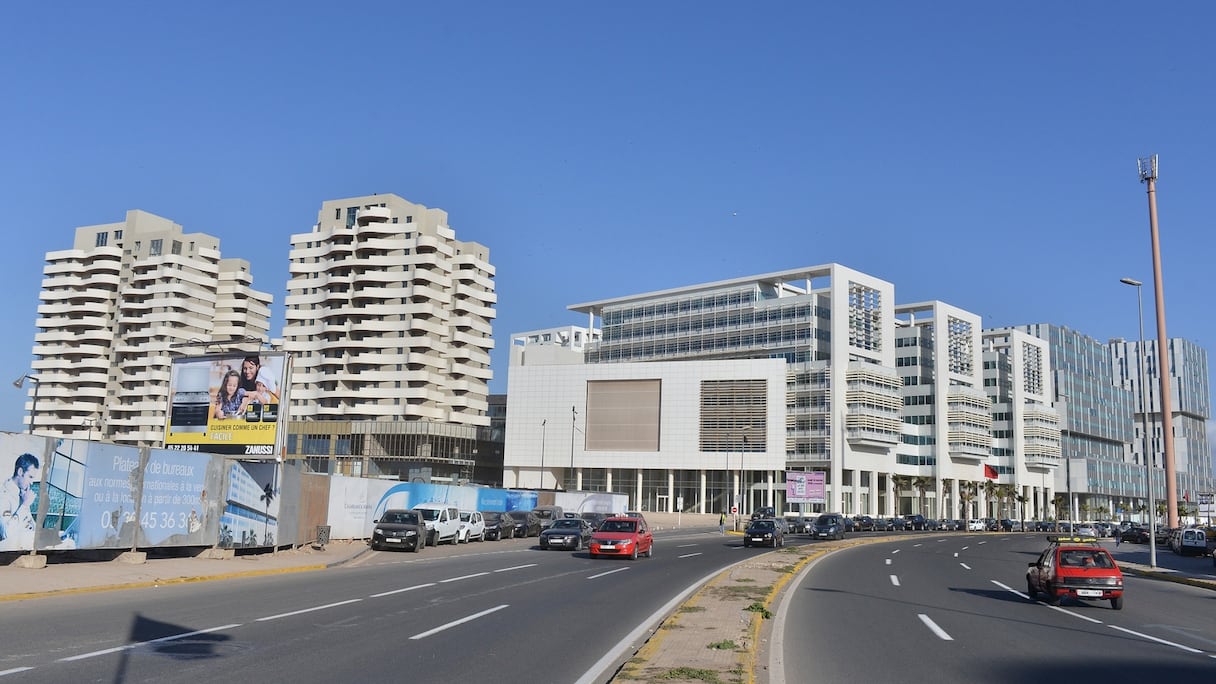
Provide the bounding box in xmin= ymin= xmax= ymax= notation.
xmin=409 ymin=605 xmax=509 ymax=640
xmin=0 ymin=667 xmax=35 ymax=676
xmin=918 ymin=614 xmax=954 ymax=640
xmin=59 ymin=624 xmax=242 ymax=661
xmin=1108 ymin=625 xmax=1205 ymax=654
xmin=256 ymin=599 xmax=362 ymax=622
xmin=371 ymin=582 xmax=435 ymax=598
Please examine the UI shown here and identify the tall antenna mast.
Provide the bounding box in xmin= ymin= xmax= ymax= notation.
xmin=1137 ymin=154 xmax=1178 ymax=529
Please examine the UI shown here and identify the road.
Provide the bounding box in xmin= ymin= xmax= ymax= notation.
xmin=778 ymin=533 xmax=1216 ymax=683
xmin=0 ymin=527 xmax=754 ymax=683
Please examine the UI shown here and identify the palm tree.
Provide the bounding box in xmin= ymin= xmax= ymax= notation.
xmin=981 ymin=480 xmax=998 ymax=519
xmin=912 ymin=476 xmax=933 ymax=516
xmin=1052 ymin=495 xmax=1067 ymax=531
xmin=1015 ymin=493 xmax=1029 ymax=531
xmin=959 ymin=482 xmax=977 ymax=519
xmin=891 ymin=475 xmax=912 ymax=515
xmin=260 ymin=483 xmax=275 ymax=548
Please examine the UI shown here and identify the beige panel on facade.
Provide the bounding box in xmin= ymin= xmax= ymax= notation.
xmin=585 ymin=379 xmax=661 ymax=451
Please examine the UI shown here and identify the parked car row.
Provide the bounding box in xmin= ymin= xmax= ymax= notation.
xmin=371 ymin=504 xmax=656 ymax=561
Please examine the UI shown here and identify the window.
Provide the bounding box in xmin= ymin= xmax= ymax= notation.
xmin=335 ymin=208 xmax=341 ymax=220
xmin=150 ymin=239 xmax=163 ymax=256
xmin=171 ymin=240 xmax=182 ymax=255
xmin=405 ymin=215 xmax=413 ymax=223
xmin=95 ymin=232 xmax=108 ymax=247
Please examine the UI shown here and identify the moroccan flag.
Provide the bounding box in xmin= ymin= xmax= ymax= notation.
xmin=983 ymin=464 xmax=998 ymax=480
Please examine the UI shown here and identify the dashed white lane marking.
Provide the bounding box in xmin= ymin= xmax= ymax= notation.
xmin=587 ymin=567 xmax=630 ymax=580
xmin=409 ymin=604 xmax=509 ymax=640
xmin=1108 ymin=625 xmax=1205 ymax=654
xmin=679 ymin=552 xmax=703 ymax=558
xmin=371 ymin=582 xmax=435 ymax=598
xmin=919 ymin=614 xmax=953 ymax=640
xmin=494 ymin=564 xmax=536 ymax=572
xmin=257 ymin=599 xmax=362 ymax=622
xmin=441 ymin=572 xmax=490 ymax=583
xmin=890 ymin=575 xmax=901 ymax=587
xmin=677 ymin=543 xmax=698 ymax=548
xmin=891 ymin=549 xmax=901 ymax=554
xmin=959 ymin=563 xmax=971 ymax=570
xmin=59 ymin=624 xmax=242 ymax=661
xmin=885 ymin=558 xmax=892 ymax=565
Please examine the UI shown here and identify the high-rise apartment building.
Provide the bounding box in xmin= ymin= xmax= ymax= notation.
xmin=26 ymin=210 xmax=272 ymax=443
xmin=283 ymin=194 xmax=495 ymax=427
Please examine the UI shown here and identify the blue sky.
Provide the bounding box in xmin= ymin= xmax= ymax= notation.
xmin=2 ymin=2 xmax=1214 ymax=436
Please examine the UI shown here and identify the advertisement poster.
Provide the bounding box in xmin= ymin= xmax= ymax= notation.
xmin=163 ymin=352 xmax=286 ymax=457
xmin=0 ymin=433 xmax=49 ymax=552
xmin=219 ymin=460 xmax=281 ymax=548
xmin=138 ymin=449 xmax=223 ymax=547
xmin=786 ymin=471 xmax=826 ymax=504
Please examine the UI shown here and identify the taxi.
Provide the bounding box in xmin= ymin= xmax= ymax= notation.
xmin=1026 ymin=536 xmax=1123 ymax=610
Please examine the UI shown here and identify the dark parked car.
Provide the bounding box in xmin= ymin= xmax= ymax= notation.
xmin=579 ymin=511 xmax=609 ymax=530
xmin=1119 ymin=526 xmax=1150 ymax=544
xmin=507 ymin=510 xmax=542 ymax=538
xmin=744 ymin=519 xmax=785 ymax=547
xmin=812 ymin=513 xmax=847 ymax=540
xmin=890 ymin=517 xmax=907 ymax=531
xmin=856 ymin=515 xmax=876 ymax=532
xmin=370 ymin=509 xmax=425 ymax=552
xmin=751 ymin=507 xmax=777 ymax=521
xmin=940 ymin=519 xmax=960 ymax=531
xmin=904 ymin=514 xmax=927 ymax=531
xmin=539 ymin=518 xmax=594 ymax=550
xmin=482 ymin=511 xmax=515 ymax=540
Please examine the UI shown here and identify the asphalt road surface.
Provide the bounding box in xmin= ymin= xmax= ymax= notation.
xmin=0 ymin=528 xmax=763 ymax=683
xmin=779 ymin=533 xmax=1216 ymax=683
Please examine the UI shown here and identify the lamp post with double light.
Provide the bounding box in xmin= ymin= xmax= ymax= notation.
xmin=1121 ymin=276 xmax=1157 ymax=567
xmin=540 ymin=419 xmax=547 ymax=490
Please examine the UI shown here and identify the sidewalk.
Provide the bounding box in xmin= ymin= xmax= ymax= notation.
xmin=0 ymin=541 xmax=370 ymax=602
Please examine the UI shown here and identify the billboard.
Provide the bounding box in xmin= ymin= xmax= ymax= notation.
xmin=786 ymin=471 xmax=826 ymax=504
xmin=163 ymin=352 xmax=287 ymax=457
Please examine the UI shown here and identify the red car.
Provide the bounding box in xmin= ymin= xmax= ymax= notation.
xmin=589 ymin=516 xmax=654 ymax=560
xmin=1026 ymin=536 xmax=1124 ymax=610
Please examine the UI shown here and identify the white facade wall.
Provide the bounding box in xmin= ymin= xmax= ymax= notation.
xmin=505 ymin=358 xmax=787 ymax=510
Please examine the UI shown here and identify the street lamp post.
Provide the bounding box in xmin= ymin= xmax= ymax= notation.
xmin=1121 ymin=277 xmax=1157 ymax=568
xmin=570 ymin=406 xmax=577 ymax=489
xmin=12 ymin=373 xmax=40 ymax=434
xmin=540 ymin=419 xmax=547 ymax=490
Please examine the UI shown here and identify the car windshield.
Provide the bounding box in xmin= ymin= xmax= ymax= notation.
xmin=815 ymin=516 xmax=836 ymax=525
xmin=507 ymin=511 xmax=529 ymax=521
xmin=1059 ymin=549 xmax=1114 ymax=568
xmin=550 ymin=520 xmax=581 ymax=529
xmin=750 ymin=521 xmax=775 ymax=531
xmin=459 ymin=512 xmax=472 ymax=522
xmin=381 ymin=512 xmax=418 ymax=525
xmin=416 ymin=509 xmax=440 ymax=521
xmin=534 ymin=509 xmax=556 ymax=520
xmin=600 ymin=520 xmax=637 ymax=533
xmin=483 ymin=513 xmax=503 ymax=522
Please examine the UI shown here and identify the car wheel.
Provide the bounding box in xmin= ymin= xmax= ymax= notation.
xmin=646 ymin=542 xmax=653 ymax=558
xmin=412 ymin=538 xmax=422 ymax=552
xmin=574 ymin=538 xmax=582 ymax=551
xmin=1110 ymin=596 xmax=1123 ymax=610
xmin=1046 ymin=585 xmax=1061 ymax=606
xmin=630 ymin=545 xmax=638 ymax=560
xmin=1026 ymin=580 xmax=1036 ymax=599
xmin=371 ymin=542 xmax=380 ymax=551
xmin=589 ymin=551 xmax=596 ymax=559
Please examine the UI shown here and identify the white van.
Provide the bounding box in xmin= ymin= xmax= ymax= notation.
xmin=412 ymin=503 xmax=461 ymax=546
xmin=1170 ymin=527 xmax=1208 ymax=557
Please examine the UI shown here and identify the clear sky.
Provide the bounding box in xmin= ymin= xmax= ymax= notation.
xmin=2 ymin=3 xmax=1214 ymax=442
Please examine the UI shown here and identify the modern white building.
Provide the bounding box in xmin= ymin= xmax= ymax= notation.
xmin=1110 ymin=336 xmax=1213 ymax=516
xmin=25 ymin=210 xmax=272 ymax=444
xmin=283 ymin=194 xmax=496 ymax=428
xmin=505 ymin=265 xmax=1069 ymax=519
